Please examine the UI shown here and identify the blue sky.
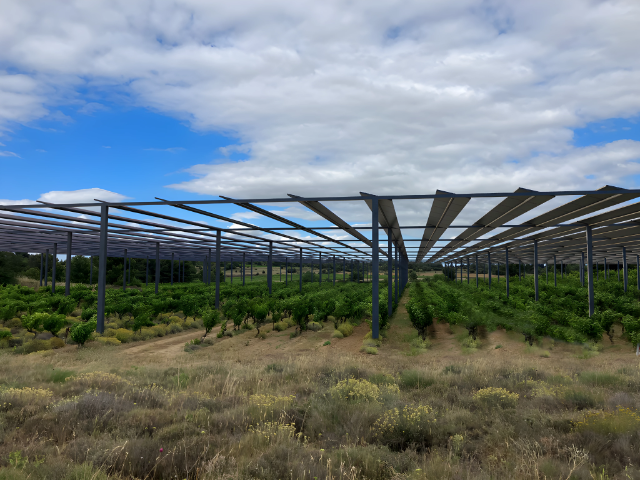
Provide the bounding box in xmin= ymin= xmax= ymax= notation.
xmin=1 ymin=0 xmax=640 ymax=259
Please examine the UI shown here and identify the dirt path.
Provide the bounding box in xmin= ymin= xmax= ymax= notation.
xmin=122 ymin=328 xmax=205 ymax=361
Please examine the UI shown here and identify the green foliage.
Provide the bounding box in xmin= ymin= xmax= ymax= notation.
xmin=42 ymin=313 xmax=66 ymax=336
xmin=202 ymin=308 xmax=220 ymax=336
xmin=20 ymin=312 xmax=47 ymax=333
xmin=70 ymin=319 xmax=97 ymax=346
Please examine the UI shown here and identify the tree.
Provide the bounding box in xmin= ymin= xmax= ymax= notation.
xmin=406 ymin=299 xmax=433 ymax=341
xmin=70 ymin=319 xmax=97 ymax=347
xmin=42 ymin=313 xmax=66 ymax=336
xmin=202 ymin=308 xmax=220 ymax=337
xmin=21 ymin=312 xmax=46 ymax=333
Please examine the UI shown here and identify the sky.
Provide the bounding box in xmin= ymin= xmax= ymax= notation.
xmin=1 ymin=0 xmax=640 ymax=260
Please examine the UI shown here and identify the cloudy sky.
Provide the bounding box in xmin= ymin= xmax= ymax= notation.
xmin=1 ymin=0 xmax=640 ymax=258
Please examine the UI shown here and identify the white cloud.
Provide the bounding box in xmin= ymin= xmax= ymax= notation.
xmin=0 ymin=198 xmax=36 ymax=206
xmin=38 ymin=188 xmax=130 ymax=204
xmin=0 ymin=150 xmax=20 ymax=157
xmin=0 ymin=0 xmax=640 ymax=236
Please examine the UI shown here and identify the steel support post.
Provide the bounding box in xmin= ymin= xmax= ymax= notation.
xmin=146 ymin=256 xmax=149 ymax=286
xmin=534 ymin=240 xmax=539 ymax=302
xmin=44 ymin=249 xmax=49 ymax=286
xmin=268 ymin=242 xmax=273 ymax=294
xmin=395 ymin=246 xmax=399 ymax=302
xmin=155 ymin=243 xmax=160 ymax=294
xmin=333 ymin=256 xmax=336 ymax=285
xmin=387 ymin=235 xmax=393 ymax=318
xmin=97 ymin=205 xmax=108 ymax=334
xmin=52 ymin=243 xmax=57 ymax=293
xmin=623 ymin=247 xmax=628 ymax=292
xmin=467 ymin=257 xmax=470 ymax=284
xmin=64 ymin=232 xmax=73 ymax=296
xmin=371 ymin=198 xmax=380 ymax=339
xmin=586 ymin=226 xmax=594 ymax=317
xmin=215 ymin=230 xmax=221 ymax=309
xmin=475 ymin=255 xmax=478 ymax=287
xmin=488 ymin=252 xmax=492 ymax=287
xmin=299 ymin=248 xmax=303 ymax=292
xmin=123 ymin=249 xmax=128 ymax=291
xmin=506 ymin=249 xmax=510 ymax=298
xmin=90 ymin=256 xmax=93 ymax=285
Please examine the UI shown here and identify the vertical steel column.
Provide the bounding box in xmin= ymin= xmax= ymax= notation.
xmin=97 ymin=205 xmax=108 ymax=334
xmin=475 ymin=254 xmax=478 ymax=287
xmin=534 ymin=240 xmax=539 ymax=302
xmin=39 ymin=253 xmax=43 ymax=287
xmin=586 ymin=226 xmax=594 ymax=317
xmin=215 ymin=230 xmax=221 ymax=309
xmin=395 ymin=245 xmax=399 ymax=302
xmin=488 ymin=251 xmax=492 ymax=287
xmin=90 ymin=256 xmax=93 ymax=285
xmin=44 ymin=249 xmax=49 ymax=286
xmin=52 ymin=243 xmax=57 ymax=293
xmin=371 ymin=197 xmax=380 ymax=339
xmin=388 ymin=235 xmax=393 ymax=318
xmin=171 ymin=253 xmax=175 ymax=286
xmin=146 ymin=256 xmax=149 ymax=286
xmin=299 ymin=248 xmax=303 ymax=292
xmin=243 ymin=253 xmax=246 ymax=286
xmin=65 ymin=232 xmax=73 ymax=296
xmin=623 ymin=247 xmax=628 ymax=292
xmin=467 ymin=257 xmax=470 ymax=284
xmin=268 ymin=242 xmax=273 ymax=294
xmin=333 ymin=255 xmax=336 ymax=285
xmin=123 ymin=249 xmax=128 ymax=291
xmin=506 ymin=249 xmax=510 ymax=298
xmin=155 ymin=243 xmax=160 ymax=294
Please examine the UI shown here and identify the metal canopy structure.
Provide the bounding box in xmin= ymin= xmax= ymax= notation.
xmin=3 ymin=186 xmax=640 ymax=337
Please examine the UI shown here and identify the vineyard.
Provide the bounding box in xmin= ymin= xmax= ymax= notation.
xmin=407 ymin=271 xmax=640 ymax=349
xmin=0 ymin=279 xmax=397 ymax=353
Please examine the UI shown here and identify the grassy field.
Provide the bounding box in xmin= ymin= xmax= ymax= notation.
xmin=2 ymin=286 xmax=640 ymax=479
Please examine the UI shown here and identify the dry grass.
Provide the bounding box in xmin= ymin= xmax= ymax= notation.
xmin=2 ymin=289 xmax=640 ymax=479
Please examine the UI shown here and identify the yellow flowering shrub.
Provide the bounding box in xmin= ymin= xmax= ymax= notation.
xmin=243 ymin=416 xmax=307 ymax=449
xmin=373 ymin=404 xmax=437 ymax=450
xmin=96 ymin=337 xmax=121 ymax=346
xmin=67 ymin=372 xmax=131 ymax=391
xmin=329 ymin=378 xmax=399 ymax=403
xmin=0 ymin=387 xmax=53 ymax=409
xmin=473 ymin=387 xmax=519 ymax=409
xmin=574 ymin=408 xmax=640 ymax=435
